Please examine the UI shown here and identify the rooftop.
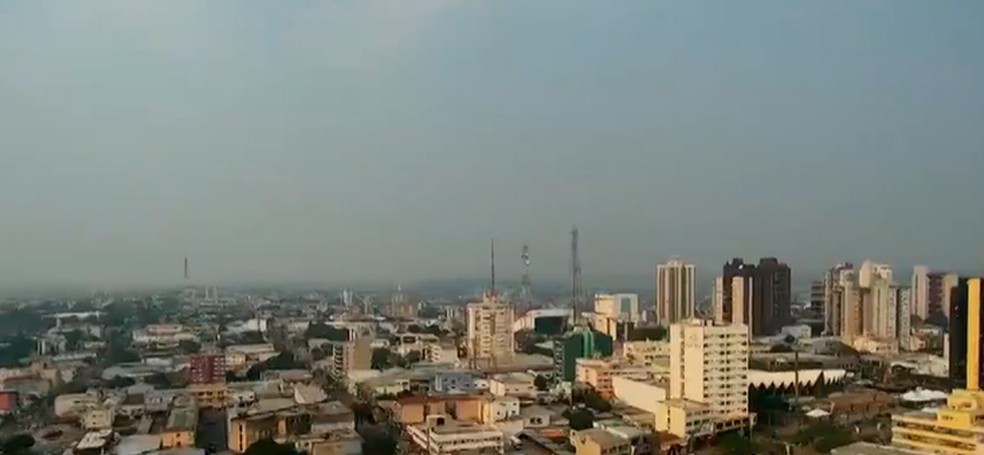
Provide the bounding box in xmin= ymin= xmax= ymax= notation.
xmin=577 ymin=428 xmax=629 ymax=449
xmin=830 ymin=442 xmax=924 ymax=455
xmin=165 ymin=407 xmax=198 ymax=432
xmin=76 ymin=430 xmax=114 ymax=450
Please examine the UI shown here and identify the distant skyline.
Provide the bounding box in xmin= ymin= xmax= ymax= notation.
xmin=1 ymin=1 xmax=983 ymax=289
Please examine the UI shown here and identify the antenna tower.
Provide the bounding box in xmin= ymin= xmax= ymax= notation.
xmin=571 ymin=226 xmax=583 ymax=327
xmin=521 ymin=244 xmax=532 ymax=301
xmin=490 ymin=239 xmax=497 ymax=297
xmin=183 ymin=257 xmax=189 ymax=280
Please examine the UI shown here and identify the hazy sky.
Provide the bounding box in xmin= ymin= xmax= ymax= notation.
xmin=1 ymin=1 xmax=983 ymax=289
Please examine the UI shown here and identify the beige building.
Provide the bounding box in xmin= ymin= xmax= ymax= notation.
xmin=622 ymin=340 xmax=670 ymax=366
xmin=594 ymin=294 xmax=640 ymax=322
xmin=656 ymin=258 xmax=696 ymax=325
xmin=466 ymin=292 xmax=514 ymax=364
xmin=327 ymin=333 xmax=371 ymax=380
xmin=406 ymin=415 xmax=504 ymax=454
xmin=668 ymin=319 xmax=751 ymax=434
xmin=911 ymin=265 xmax=930 ymax=320
xmin=489 ymin=372 xmax=535 ymax=398
xmin=576 ymin=358 xmax=651 ymax=398
xmin=573 ymin=428 xmax=632 ymax=455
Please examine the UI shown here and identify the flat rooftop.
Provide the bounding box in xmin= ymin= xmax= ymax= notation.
xmin=166 ymin=407 xmax=198 ymax=432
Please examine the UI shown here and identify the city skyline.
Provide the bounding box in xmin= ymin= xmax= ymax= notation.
xmin=2 ymin=1 xmax=983 ymax=288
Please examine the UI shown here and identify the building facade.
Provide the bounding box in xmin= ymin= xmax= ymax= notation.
xmin=190 ymin=353 xmax=227 ymax=385
xmin=656 ymin=258 xmax=696 ymax=326
xmin=554 ymin=327 xmax=614 ymax=382
xmin=466 ymin=292 xmax=515 ymax=364
xmin=911 ymin=265 xmax=930 ymax=320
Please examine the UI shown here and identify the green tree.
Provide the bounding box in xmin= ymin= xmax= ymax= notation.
xmin=629 ymin=325 xmax=667 ymax=341
xmin=567 ymin=408 xmax=594 ymax=430
xmin=534 ymin=375 xmax=549 ymax=391
xmin=371 ymin=348 xmax=393 ymax=370
xmin=1 ymin=434 xmax=36 ymax=455
xmin=243 ymin=439 xmax=296 ymax=455
xmin=178 ymin=340 xmax=201 ymax=354
xmin=717 ymin=432 xmax=756 ymax=455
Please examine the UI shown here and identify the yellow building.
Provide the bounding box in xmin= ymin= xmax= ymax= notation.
xmin=228 ymin=409 xmax=309 ymax=453
xmin=572 ymin=428 xmax=632 ymax=455
xmin=622 ymin=340 xmax=670 ymax=366
xmin=188 ymin=383 xmax=228 ymax=409
xmin=576 ymin=358 xmax=651 ymax=398
xmin=892 ymin=278 xmax=984 ymax=455
xmin=160 ymin=407 xmax=197 ymax=449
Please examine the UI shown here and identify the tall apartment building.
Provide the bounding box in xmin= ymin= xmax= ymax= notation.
xmin=837 ymin=270 xmax=864 ymax=343
xmin=911 ymin=265 xmax=930 ymax=320
xmin=949 ymin=278 xmax=984 ymax=390
xmin=719 ymin=258 xmax=791 ymax=336
xmin=668 ymin=319 xmax=751 ymax=434
xmin=656 ymin=258 xmax=696 ymax=325
xmin=823 ymin=263 xmax=854 ymax=336
xmin=928 ymin=272 xmax=961 ymax=319
xmin=893 ymin=278 xmax=984 ymax=454
xmin=863 ymin=276 xmax=896 ymax=339
xmin=327 ymin=329 xmax=371 ymax=380
xmin=466 ymin=292 xmax=515 ymax=364
xmin=859 ymin=260 xmax=893 ymax=289
xmin=594 ymin=293 xmax=640 ymax=322
xmin=190 ymin=353 xmax=227 ymax=385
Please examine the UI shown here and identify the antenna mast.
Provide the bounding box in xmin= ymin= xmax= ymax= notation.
xmin=521 ymin=244 xmax=532 ymax=301
xmin=571 ymin=227 xmax=582 ymax=327
xmin=490 ymin=239 xmax=497 ymax=297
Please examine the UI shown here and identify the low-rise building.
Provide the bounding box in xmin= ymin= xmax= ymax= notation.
xmin=622 ymin=340 xmax=670 ymax=366
xmin=55 ymin=391 xmax=101 ymax=418
xmin=489 ymin=372 xmax=536 ymax=398
xmin=132 ymin=324 xmax=196 ymax=346
xmin=576 ymin=358 xmax=652 ymax=398
xmin=480 ymin=396 xmax=520 ymax=423
xmin=160 ymin=407 xmax=197 ymax=449
xmin=573 ymin=428 xmax=632 ymax=455
xmin=225 ymin=344 xmax=278 ymax=369
xmin=82 ymin=407 xmax=114 ymax=431
xmin=406 ymin=415 xmax=503 ymax=454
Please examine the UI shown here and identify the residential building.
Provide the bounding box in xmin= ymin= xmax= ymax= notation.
xmin=0 ymin=391 xmax=17 ymax=414
xmin=911 ymin=265 xmax=930 ymax=320
xmin=823 ymin=263 xmax=854 ymax=336
xmin=949 ymin=278 xmax=984 ymax=390
xmin=712 ymin=277 xmax=725 ymax=325
xmin=423 ymin=342 xmax=459 ymax=365
xmin=575 ymin=358 xmax=651 ymax=398
xmin=190 ymin=353 xmax=226 ymax=385
xmin=405 ymin=415 xmax=503 ymax=454
xmin=431 ymin=372 xmax=476 ymax=394
xmin=386 ymin=289 xmax=417 ymax=320
xmin=187 ymin=383 xmax=227 ymax=409
xmin=893 ymin=277 xmax=984 ymax=454
xmin=480 ymin=395 xmax=520 ymax=423
xmin=656 ymin=258 xmax=696 ymax=325
xmin=81 ymin=407 xmax=114 ymax=431
xmin=621 ymin=340 xmax=669 ymax=366
xmin=594 ymin=293 xmax=640 ymax=323
xmin=752 ymin=258 xmax=792 ymax=336
xmin=859 ymin=261 xmax=893 ymax=289
xmin=466 ymin=292 xmax=515 ymax=365
xmin=668 ymin=319 xmax=751 ymax=433
xmin=554 ymin=326 xmax=614 ymax=382
xmin=729 ymin=276 xmax=753 ymax=327
xmin=489 ymin=372 xmax=535 ymax=398
xmin=572 ymin=428 xmax=632 ymax=455
xmin=721 ymin=259 xmax=757 ymax=328
xmin=161 ymin=407 xmax=197 ymax=449
xmin=131 ymin=324 xmax=196 ymax=346
xmin=327 ymin=331 xmax=371 ymax=380
xmin=225 ymin=344 xmax=278 ymax=370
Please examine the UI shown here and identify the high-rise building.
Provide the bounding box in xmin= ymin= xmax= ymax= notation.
xmin=190 ymin=353 xmax=226 ymax=385
xmin=949 ymin=278 xmax=984 ymax=390
xmin=809 ymin=279 xmax=825 ymax=310
xmin=911 ymin=265 xmax=930 ymax=320
xmin=942 ymin=273 xmax=960 ymax=319
xmin=467 ymin=292 xmax=515 ymax=365
xmin=753 ymin=258 xmax=792 ymax=336
xmin=729 ymin=276 xmax=753 ymax=327
xmin=893 ymin=278 xmax=984 ymax=454
xmin=863 ymin=276 xmax=895 ymax=339
xmin=327 ymin=328 xmax=371 ymax=380
xmin=722 ymin=259 xmax=756 ymax=325
xmin=859 ymin=261 xmax=893 ymax=289
xmin=837 ymin=270 xmax=864 ymax=343
xmin=553 ymin=326 xmax=613 ymax=382
xmin=712 ymin=277 xmax=725 ymax=325
xmin=668 ymin=319 xmax=751 ymax=433
xmin=655 ymin=258 xmax=696 ymax=326
xmin=823 ymin=263 xmax=854 ymax=336
xmin=594 ymin=293 xmax=640 ymax=323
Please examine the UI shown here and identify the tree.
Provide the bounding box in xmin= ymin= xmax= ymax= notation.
xmin=105 ymin=376 xmax=136 ymax=389
xmin=311 ymin=347 xmax=328 ymax=361
xmin=305 ymin=323 xmax=348 ymax=341
xmin=372 ymin=348 xmax=394 ymax=370
xmin=1 ymin=434 xmax=36 ymax=455
xmin=629 ymin=325 xmax=666 ymax=341
xmin=178 ymin=340 xmax=201 ymax=354
xmin=770 ymin=344 xmax=794 ymax=353
xmin=717 ymin=432 xmax=756 ymax=455
xmin=399 ymin=351 xmax=422 ymax=368
xmin=567 ymin=408 xmax=594 ymax=430
xmin=265 ymin=351 xmax=303 ymax=370
xmin=534 ymin=375 xmax=549 ymax=391
xmin=576 ymin=388 xmax=611 ymax=413
xmin=243 ymin=439 xmax=296 ymax=455
xmin=418 ymin=306 xmax=441 ymax=319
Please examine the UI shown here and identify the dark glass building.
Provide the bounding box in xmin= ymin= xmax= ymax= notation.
xmin=722 ymin=257 xmax=792 ymax=336
xmin=553 ymin=327 xmax=613 ymax=382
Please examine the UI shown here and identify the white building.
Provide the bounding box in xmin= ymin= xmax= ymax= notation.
xmin=656 ymin=258 xmax=696 ymax=325
xmin=406 ymin=415 xmax=504 ymax=454
xmin=488 ymin=372 xmax=535 ymax=398
xmin=466 ymin=292 xmax=514 ymax=364
xmin=131 ymin=324 xmax=196 ymax=345
xmin=911 ymin=265 xmax=930 ymax=320
xmin=669 ymin=319 xmax=751 ymax=433
xmin=859 ymin=261 xmax=893 ymax=289
xmin=594 ymin=294 xmax=640 ymax=322
xmin=224 ymin=344 xmax=278 ymax=368
xmin=512 ymin=308 xmax=571 ymax=333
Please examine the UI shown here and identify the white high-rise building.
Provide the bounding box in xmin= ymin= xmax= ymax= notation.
xmin=467 ymin=292 xmax=514 ymax=364
xmin=669 ymin=319 xmax=751 ymax=432
xmin=656 ymin=258 xmax=696 ymax=326
xmin=594 ymin=293 xmax=640 ymax=322
xmin=859 ymin=260 xmax=893 ymax=289
xmin=712 ymin=277 xmax=725 ymax=325
xmin=865 ymin=276 xmax=896 ymax=339
xmin=911 ymin=265 xmax=930 ymax=320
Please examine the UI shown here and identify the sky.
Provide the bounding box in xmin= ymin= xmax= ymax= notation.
xmin=1 ymin=0 xmax=983 ymax=290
